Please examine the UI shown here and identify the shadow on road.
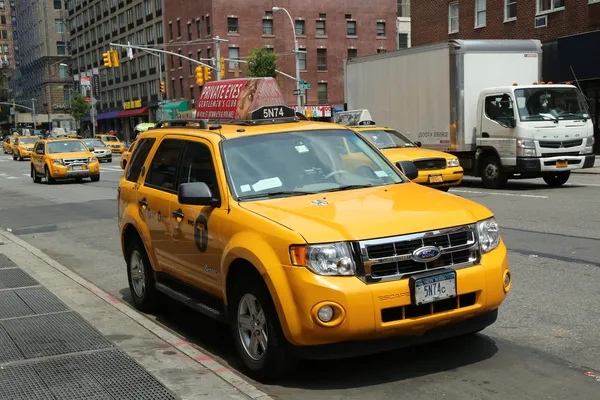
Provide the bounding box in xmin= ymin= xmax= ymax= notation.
xmin=458 ymin=178 xmax=586 ymax=191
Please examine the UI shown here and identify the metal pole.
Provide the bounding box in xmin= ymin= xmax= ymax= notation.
xmin=274 ymin=8 xmax=302 ymax=109
xmin=215 ymin=36 xmax=221 ymax=81
xmin=31 ymin=98 xmax=37 ymax=129
xmin=13 ymin=101 xmax=17 ymax=131
xmin=158 ymin=53 xmax=164 ymax=119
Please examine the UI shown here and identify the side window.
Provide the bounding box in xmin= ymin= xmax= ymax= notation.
xmin=126 ymin=138 xmax=156 ymax=183
xmin=176 ymin=141 xmax=220 ymax=199
xmin=33 ymin=142 xmax=41 ymax=153
xmin=144 ymin=139 xmax=184 ymax=191
xmin=485 ymin=94 xmax=514 ymax=123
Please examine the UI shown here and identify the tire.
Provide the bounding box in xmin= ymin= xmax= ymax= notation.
xmin=108 ymin=158 xmax=112 ymax=163
xmin=44 ymin=166 xmax=54 ymax=184
xmin=31 ymin=165 xmax=41 ymax=183
xmin=12 ymin=152 xmax=16 ymax=161
xmin=543 ymin=171 xmax=570 ymax=187
xmin=90 ymin=174 xmax=100 ymax=182
xmin=18 ymin=152 xmax=23 ymax=161
xmin=480 ymin=155 xmax=507 ymax=189
xmin=126 ymin=237 xmax=159 ymax=312
xmin=229 ymin=273 xmax=296 ymax=381
xmin=75 ymin=177 xmax=83 ymax=183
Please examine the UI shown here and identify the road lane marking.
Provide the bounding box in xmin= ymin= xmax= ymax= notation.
xmin=450 ymin=189 xmax=548 ymax=199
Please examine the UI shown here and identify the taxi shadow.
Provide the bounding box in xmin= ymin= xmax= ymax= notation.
xmin=457 ymin=178 xmax=581 ymax=191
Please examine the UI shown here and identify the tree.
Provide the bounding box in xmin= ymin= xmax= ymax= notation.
xmin=246 ymin=46 xmax=278 ymax=78
xmin=69 ymin=93 xmax=91 ymax=131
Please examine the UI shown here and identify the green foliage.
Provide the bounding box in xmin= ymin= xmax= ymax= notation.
xmin=69 ymin=94 xmax=91 ymax=127
xmin=246 ymin=46 xmax=278 ymax=78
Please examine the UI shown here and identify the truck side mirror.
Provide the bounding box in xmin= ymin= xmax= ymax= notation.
xmin=414 ymin=141 xmax=422 ymax=147
xmin=509 ymin=117 xmax=516 ymax=128
xmin=396 ymin=161 xmax=419 ymax=180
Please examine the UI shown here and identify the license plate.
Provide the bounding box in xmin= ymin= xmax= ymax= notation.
xmin=429 ymin=174 xmax=443 ymax=183
xmin=72 ymin=165 xmax=82 ymax=170
xmin=414 ymin=271 xmax=457 ymax=305
xmin=556 ymin=160 xmax=568 ymax=168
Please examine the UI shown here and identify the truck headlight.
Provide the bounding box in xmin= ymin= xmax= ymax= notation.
xmin=477 ymin=217 xmax=500 ymax=254
xmin=583 ymin=137 xmax=594 ymax=154
xmin=517 ymin=139 xmax=536 ymax=157
xmin=290 ymin=242 xmax=356 ymax=276
xmin=447 ymin=158 xmax=460 ymax=167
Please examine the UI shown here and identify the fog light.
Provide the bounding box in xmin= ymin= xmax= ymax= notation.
xmin=503 ymin=271 xmax=511 ymax=292
xmin=317 ymin=305 xmax=334 ymax=322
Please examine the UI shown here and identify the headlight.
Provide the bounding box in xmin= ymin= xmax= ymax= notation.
xmin=290 ymin=242 xmax=356 ymax=276
xmin=447 ymin=158 xmax=460 ymax=167
xmin=583 ymin=137 xmax=594 ymax=154
xmin=477 ymin=217 xmax=500 ymax=254
xmin=53 ymin=159 xmax=64 ymax=165
xmin=88 ymin=157 xmax=98 ymax=162
xmin=517 ymin=139 xmax=536 ymax=157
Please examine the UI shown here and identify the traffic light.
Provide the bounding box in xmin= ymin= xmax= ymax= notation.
xmin=110 ymin=50 xmax=120 ymax=67
xmin=160 ymin=81 xmax=165 ymax=93
xmin=103 ymin=51 xmax=113 ymax=68
xmin=203 ymin=66 xmax=212 ymax=81
xmin=220 ymin=57 xmax=225 ymax=79
xmin=195 ymin=66 xmax=204 ymax=86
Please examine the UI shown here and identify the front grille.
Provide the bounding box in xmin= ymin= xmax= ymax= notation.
xmin=358 ymin=224 xmax=479 ymax=283
xmin=63 ymin=158 xmax=88 ymax=166
xmin=540 ymin=151 xmax=580 ymax=158
xmin=412 ymin=158 xmax=446 ymax=171
xmin=381 ymin=292 xmax=477 ymax=322
xmin=539 ymin=139 xmax=583 ymax=149
xmin=544 ymin=159 xmax=581 ymax=166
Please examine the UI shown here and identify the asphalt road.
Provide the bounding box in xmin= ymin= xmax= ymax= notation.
xmin=0 ymin=152 xmax=599 ymax=399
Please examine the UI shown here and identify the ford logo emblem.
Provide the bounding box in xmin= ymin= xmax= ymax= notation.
xmin=412 ymin=246 xmax=441 ymax=263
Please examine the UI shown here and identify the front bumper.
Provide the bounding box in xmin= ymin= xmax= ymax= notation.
xmin=275 ymin=241 xmax=510 ymax=353
xmin=108 ymin=146 xmax=125 ymax=153
xmin=96 ymin=152 xmax=112 ymax=160
xmin=48 ymin=162 xmax=101 ymax=178
xmin=513 ymin=154 xmax=595 ymax=176
xmin=412 ymin=166 xmax=464 ymax=188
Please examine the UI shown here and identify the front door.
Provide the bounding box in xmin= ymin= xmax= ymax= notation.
xmin=31 ymin=142 xmax=45 ymax=174
xmin=479 ymin=93 xmax=517 ymax=162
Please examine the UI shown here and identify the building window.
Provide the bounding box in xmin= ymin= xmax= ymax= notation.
xmin=228 ymin=17 xmax=238 ymax=33
xmin=206 ymin=16 xmax=211 ymax=35
xmin=187 ymin=23 xmax=192 ymax=40
xmin=316 ymin=20 xmax=326 ymax=36
xmin=475 ymin=0 xmax=486 ymax=27
xmin=348 ymin=48 xmax=357 ymax=59
xmin=171 ymin=78 xmax=176 ymax=98
xmin=57 ymin=41 xmax=67 ymax=55
xmin=176 ymin=20 xmax=181 ymax=37
xmin=156 ymin=21 xmax=163 ymax=39
xmin=317 ymin=49 xmax=327 ymax=71
xmin=228 ymin=47 xmax=239 ymax=70
xmin=58 ymin=64 xmax=68 ymax=78
xmin=155 ymin=0 xmax=161 ymax=12
xmin=376 ymin=22 xmax=386 ymax=36
xmin=55 ymin=19 xmax=65 ymax=33
xmin=188 ymin=53 xmax=193 ymax=75
xmin=505 ymin=0 xmax=517 ymax=20
xmin=0 ymin=16 xmax=5 ymax=25
xmin=298 ymin=48 xmax=306 ymax=70
xmin=179 ymin=78 xmax=184 ymax=99
xmin=398 ymin=33 xmax=408 ymax=48
xmin=54 ymin=0 xmax=61 ymax=9
xmin=144 ymin=0 xmax=152 ymax=15
xmin=178 ymin=50 xmax=182 ymax=67
xmin=190 ymin=86 xmax=195 ymax=103
xmin=295 ymin=20 xmax=305 ymax=35
xmin=347 ymin=21 xmax=356 ymax=36
xmin=448 ymin=2 xmax=459 ymax=33
xmin=318 ymin=82 xmax=327 ymax=105
xmin=196 ymin=20 xmax=202 ymax=38
xmin=537 ymin=0 xmax=564 ymax=14
xmin=169 ymin=22 xmax=173 ymax=40
xmin=397 ymin=0 xmax=410 ymax=17
xmin=262 ymin=19 xmax=273 ymax=35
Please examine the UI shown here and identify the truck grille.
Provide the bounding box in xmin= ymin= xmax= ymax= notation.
xmin=539 ymin=139 xmax=583 ymax=149
xmin=540 ymin=151 xmax=580 ymax=158
xmin=412 ymin=158 xmax=446 ymax=171
xmin=63 ymin=158 xmax=88 ymax=166
xmin=357 ymin=224 xmax=479 ymax=283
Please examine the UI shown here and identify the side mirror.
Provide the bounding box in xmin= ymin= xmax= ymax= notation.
xmin=397 ymin=161 xmax=419 ymax=180
xmin=509 ymin=117 xmax=516 ymax=128
xmin=178 ymin=182 xmax=221 ymax=207
xmin=414 ymin=141 xmax=422 ymax=147
xmin=88 ymin=147 xmax=95 ymax=152
xmin=36 ymin=149 xmax=43 ymax=155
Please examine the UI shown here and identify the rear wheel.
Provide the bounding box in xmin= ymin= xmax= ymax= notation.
xmin=480 ymin=155 xmax=507 ymax=189
xmin=126 ymin=237 xmax=160 ymax=312
xmin=543 ymin=171 xmax=570 ymax=187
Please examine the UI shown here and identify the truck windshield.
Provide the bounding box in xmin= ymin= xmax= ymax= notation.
xmin=222 ymin=129 xmax=404 ymax=200
xmin=359 ymin=129 xmax=417 ymax=149
xmin=514 ymin=87 xmax=589 ymax=121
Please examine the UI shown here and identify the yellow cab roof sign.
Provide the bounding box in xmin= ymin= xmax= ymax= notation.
xmin=195 ymin=77 xmax=298 ymax=125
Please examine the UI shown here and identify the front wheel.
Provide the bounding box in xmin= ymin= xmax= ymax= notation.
xmin=90 ymin=174 xmax=100 ymax=182
xmin=480 ymin=156 xmax=507 ymax=189
xmin=31 ymin=165 xmax=41 ymax=183
xmin=543 ymin=171 xmax=570 ymax=187
xmin=44 ymin=166 xmax=54 ymax=184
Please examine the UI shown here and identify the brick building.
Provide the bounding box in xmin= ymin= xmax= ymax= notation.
xmin=411 ymin=0 xmax=600 ymax=151
xmin=163 ymin=0 xmax=397 ymax=116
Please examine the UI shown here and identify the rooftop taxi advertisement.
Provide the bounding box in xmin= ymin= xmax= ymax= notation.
xmin=195 ymin=78 xmax=285 ymax=120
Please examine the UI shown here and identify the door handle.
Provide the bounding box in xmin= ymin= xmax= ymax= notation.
xmin=138 ymin=199 xmax=148 ymax=209
xmin=172 ymin=209 xmax=184 ymax=220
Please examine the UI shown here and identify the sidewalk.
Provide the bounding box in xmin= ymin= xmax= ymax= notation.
xmin=572 ymin=156 xmax=600 ymax=175
xmin=0 ymin=230 xmax=272 ymax=400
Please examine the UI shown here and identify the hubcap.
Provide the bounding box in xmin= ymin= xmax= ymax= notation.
xmin=485 ymin=162 xmax=499 ymax=180
xmin=238 ymin=293 xmax=268 ymax=361
xmin=129 ymin=250 xmax=145 ymax=298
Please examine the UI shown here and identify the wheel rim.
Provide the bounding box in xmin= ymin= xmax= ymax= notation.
xmin=129 ymin=250 xmax=145 ymax=298
xmin=237 ymin=293 xmax=268 ymax=361
xmin=45 ymin=169 xmax=50 ymax=181
xmin=484 ymin=162 xmax=499 ymax=181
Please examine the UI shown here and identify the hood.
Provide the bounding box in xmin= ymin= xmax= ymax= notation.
xmin=50 ymin=151 xmax=93 ymax=160
xmin=239 ymin=183 xmax=493 ymax=243
xmin=381 ymin=147 xmax=454 ymax=162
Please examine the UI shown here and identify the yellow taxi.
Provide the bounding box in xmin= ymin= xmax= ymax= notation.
xmin=117 ymin=78 xmax=510 ymax=381
xmin=96 ymin=134 xmax=126 ymax=153
xmin=120 ymin=141 xmax=136 ymax=169
xmin=12 ymin=136 xmax=39 ymax=161
xmin=30 ymin=138 xmax=100 ymax=183
xmin=3 ymin=135 xmax=15 ymax=154
xmin=333 ymin=110 xmax=464 ymax=191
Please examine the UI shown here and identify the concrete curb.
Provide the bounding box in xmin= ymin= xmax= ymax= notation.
xmin=0 ymin=229 xmax=273 ymax=400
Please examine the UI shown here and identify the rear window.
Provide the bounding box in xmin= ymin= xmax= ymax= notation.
xmin=126 ymin=138 xmax=156 ymax=182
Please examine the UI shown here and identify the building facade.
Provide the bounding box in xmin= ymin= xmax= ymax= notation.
xmin=163 ymin=0 xmax=397 ymax=117
xmin=411 ymin=0 xmax=600 ymax=152
xmin=67 ymin=0 xmax=166 ymax=140
xmin=14 ymin=0 xmax=73 ymax=130
xmin=397 ymin=0 xmax=411 ymax=49
xmin=0 ymin=1 xmax=16 ymax=131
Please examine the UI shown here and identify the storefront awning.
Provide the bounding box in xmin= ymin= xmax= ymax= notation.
xmin=82 ymin=111 xmax=120 ymax=122
xmin=162 ymin=100 xmax=189 ymax=118
xmin=117 ymin=107 xmax=149 ymax=118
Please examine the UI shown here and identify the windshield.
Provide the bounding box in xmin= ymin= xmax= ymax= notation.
xmin=46 ymin=140 xmax=89 ymax=154
xmin=514 ymin=87 xmax=589 ymax=121
xmin=222 ymin=129 xmax=404 ymax=200
xmin=19 ymin=137 xmax=38 ymax=144
xmin=359 ymin=129 xmax=416 ymax=149
xmin=84 ymin=140 xmax=105 ymax=148
xmin=101 ymin=136 xmax=119 ymax=142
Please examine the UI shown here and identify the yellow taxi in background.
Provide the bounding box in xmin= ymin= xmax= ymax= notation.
xmin=120 ymin=140 xmax=136 ymax=169
xmin=117 ymin=78 xmax=510 ymax=381
xmin=30 ymin=138 xmax=100 ymax=183
xmin=12 ymin=136 xmax=39 ymax=161
xmin=3 ymin=136 xmax=15 ymax=154
xmin=96 ymin=134 xmax=126 ymax=153
xmin=333 ymin=110 xmax=464 ymax=191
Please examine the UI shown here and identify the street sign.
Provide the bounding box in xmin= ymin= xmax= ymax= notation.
xmin=300 ymin=83 xmax=311 ymax=89
xmin=293 ymin=89 xmax=301 ymax=95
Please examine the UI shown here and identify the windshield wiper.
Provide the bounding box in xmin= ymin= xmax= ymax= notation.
xmin=322 ymin=184 xmax=375 ymax=193
xmin=238 ymin=190 xmax=317 ymax=200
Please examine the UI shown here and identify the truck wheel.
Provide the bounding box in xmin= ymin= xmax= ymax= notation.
xmin=480 ymin=156 xmax=507 ymax=189
xmin=229 ymin=273 xmax=296 ymax=381
xmin=543 ymin=171 xmax=570 ymax=187
xmin=126 ymin=237 xmax=160 ymax=312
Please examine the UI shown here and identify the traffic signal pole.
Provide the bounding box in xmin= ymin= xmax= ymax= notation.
xmin=215 ymin=36 xmax=221 ymax=82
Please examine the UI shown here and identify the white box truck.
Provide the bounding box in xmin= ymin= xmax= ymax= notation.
xmin=344 ymin=39 xmax=595 ymax=188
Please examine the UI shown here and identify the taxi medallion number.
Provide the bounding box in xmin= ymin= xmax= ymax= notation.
xmin=414 ymin=271 xmax=457 ymax=305
xmin=556 ymin=160 xmax=568 ymax=168
xmin=429 ymin=174 xmax=443 ymax=184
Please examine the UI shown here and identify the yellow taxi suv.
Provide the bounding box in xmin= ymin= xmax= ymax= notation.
xmin=3 ymin=135 xmax=15 ymax=154
xmin=120 ymin=141 xmax=136 ymax=169
xmin=30 ymin=138 xmax=100 ymax=184
xmin=12 ymin=136 xmax=39 ymax=161
xmin=118 ymin=78 xmax=511 ymax=381
xmin=333 ymin=110 xmax=464 ymax=191
xmin=96 ymin=134 xmax=126 ymax=153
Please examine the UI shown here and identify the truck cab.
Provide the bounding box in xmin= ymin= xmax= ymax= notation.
xmin=475 ymin=83 xmax=594 ymax=188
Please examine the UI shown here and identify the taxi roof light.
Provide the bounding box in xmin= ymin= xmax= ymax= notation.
xmin=331 ymin=109 xmax=377 ymax=127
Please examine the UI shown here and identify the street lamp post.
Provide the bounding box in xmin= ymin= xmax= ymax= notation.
xmin=272 ymin=7 xmax=302 ymax=110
